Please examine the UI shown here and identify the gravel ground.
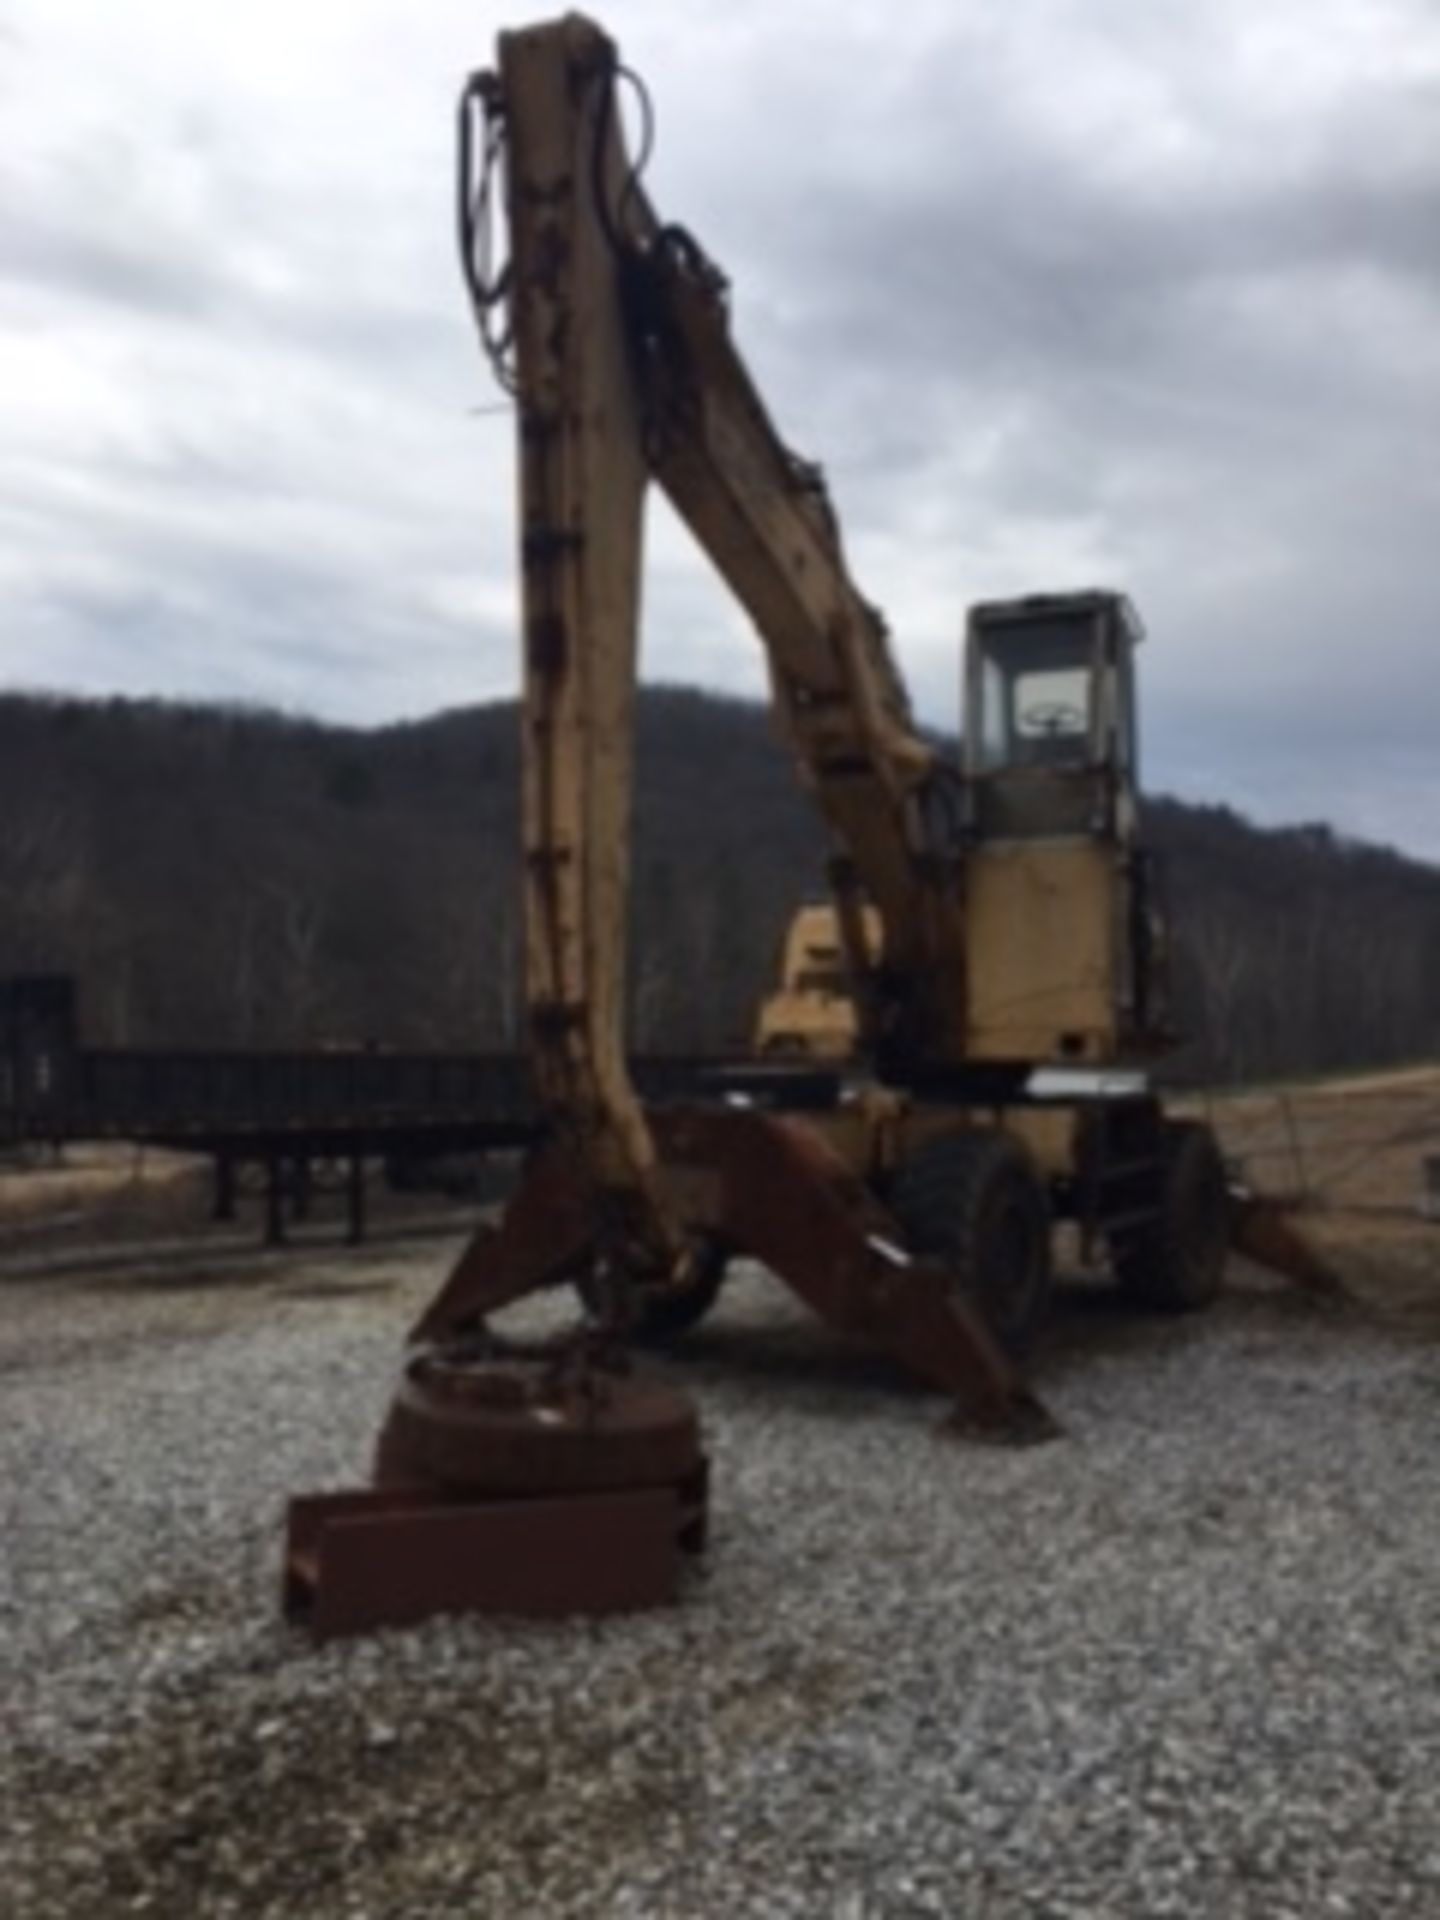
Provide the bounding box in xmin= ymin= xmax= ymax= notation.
xmin=2 ymin=1245 xmax=1438 ymax=1918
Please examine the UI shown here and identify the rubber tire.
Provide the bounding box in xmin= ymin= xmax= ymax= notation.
xmin=576 ymin=1238 xmax=730 ymax=1348
xmin=1111 ymin=1119 xmax=1228 ymax=1312
xmin=886 ymin=1130 xmax=1053 ymax=1360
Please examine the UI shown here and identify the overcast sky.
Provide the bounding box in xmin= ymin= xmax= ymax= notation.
xmin=2 ymin=0 xmax=1437 ymax=859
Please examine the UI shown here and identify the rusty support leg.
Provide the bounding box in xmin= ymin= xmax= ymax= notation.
xmin=408 ymin=1141 xmax=593 ymax=1344
xmin=1229 ymin=1191 xmax=1348 ymax=1299
xmin=652 ymin=1107 xmax=1052 ymax=1437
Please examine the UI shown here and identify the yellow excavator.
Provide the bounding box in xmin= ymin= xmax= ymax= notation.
xmin=753 ymin=903 xmax=883 ymax=1060
xmin=284 ymin=13 xmax=1275 ymax=1633
xmin=430 ymin=10 xmax=1227 ymax=1354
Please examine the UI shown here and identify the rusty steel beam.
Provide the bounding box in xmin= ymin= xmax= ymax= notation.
xmin=284 ymin=1478 xmax=705 ymax=1637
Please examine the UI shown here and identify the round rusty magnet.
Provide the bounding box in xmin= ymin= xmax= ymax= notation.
xmin=373 ymin=1345 xmax=703 ymax=1497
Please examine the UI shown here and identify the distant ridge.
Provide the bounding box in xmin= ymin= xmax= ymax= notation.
xmin=1 ymin=686 xmax=1436 ymax=1082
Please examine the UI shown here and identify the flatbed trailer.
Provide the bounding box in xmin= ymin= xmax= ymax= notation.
xmin=0 ymin=975 xmax=838 ymax=1243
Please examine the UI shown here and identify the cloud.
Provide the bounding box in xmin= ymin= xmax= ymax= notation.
xmin=0 ymin=0 xmax=1436 ymax=862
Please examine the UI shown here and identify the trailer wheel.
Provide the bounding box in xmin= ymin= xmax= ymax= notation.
xmin=576 ymin=1237 xmax=730 ymax=1347
xmin=1111 ymin=1120 xmax=1228 ymax=1311
xmin=887 ymin=1131 xmax=1052 ymax=1359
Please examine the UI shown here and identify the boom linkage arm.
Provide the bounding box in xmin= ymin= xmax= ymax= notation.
xmin=626 ymin=215 xmax=970 ymax=1060
xmin=469 ymin=15 xmax=968 ymax=1282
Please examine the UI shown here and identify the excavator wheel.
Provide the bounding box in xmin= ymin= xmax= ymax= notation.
xmin=1111 ymin=1119 xmax=1228 ymax=1312
xmin=576 ymin=1237 xmax=730 ymax=1347
xmin=886 ymin=1130 xmax=1053 ymax=1360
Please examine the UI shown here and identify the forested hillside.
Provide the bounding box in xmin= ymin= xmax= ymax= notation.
xmin=1 ymin=688 xmax=1436 ymax=1083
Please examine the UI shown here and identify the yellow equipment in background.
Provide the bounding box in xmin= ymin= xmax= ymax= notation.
xmin=754 ymin=903 xmax=881 ymax=1060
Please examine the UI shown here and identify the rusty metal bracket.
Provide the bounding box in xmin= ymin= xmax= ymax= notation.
xmin=284 ymin=1473 xmax=706 ymax=1637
